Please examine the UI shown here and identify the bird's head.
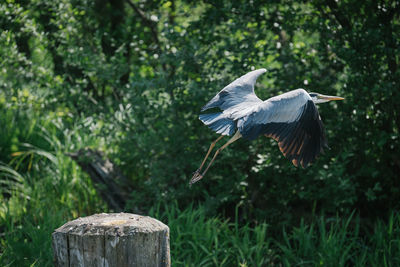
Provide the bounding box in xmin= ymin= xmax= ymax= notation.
xmin=309 ymin=92 xmax=344 ymax=104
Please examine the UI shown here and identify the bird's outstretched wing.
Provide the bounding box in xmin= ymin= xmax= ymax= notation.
xmin=199 ymin=69 xmax=267 ymax=136
xmin=201 ymin=69 xmax=266 ymax=113
xmin=237 ymin=89 xmax=328 ymax=168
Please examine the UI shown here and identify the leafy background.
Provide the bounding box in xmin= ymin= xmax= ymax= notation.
xmin=0 ymin=0 xmax=399 ymax=266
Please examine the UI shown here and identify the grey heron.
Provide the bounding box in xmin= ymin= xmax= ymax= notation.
xmin=190 ymin=68 xmax=344 ymax=185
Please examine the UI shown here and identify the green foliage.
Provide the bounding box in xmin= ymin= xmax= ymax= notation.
xmin=0 ymin=0 xmax=399 ymax=265
xmin=3 ymin=198 xmax=400 ymax=266
xmin=0 ymin=93 xmax=105 ymax=265
xmin=0 ymin=123 xmax=106 ymax=265
xmin=276 ymin=212 xmax=400 ymax=266
xmin=1 ymin=0 xmax=399 ymax=219
xmin=150 ymin=203 xmax=275 ymax=266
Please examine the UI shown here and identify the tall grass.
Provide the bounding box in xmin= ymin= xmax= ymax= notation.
xmin=149 ymin=204 xmax=400 ymax=267
xmin=0 ymin=102 xmax=106 ymax=266
xmin=149 ymin=203 xmax=275 ymax=266
xmin=2 ymin=181 xmax=400 ymax=266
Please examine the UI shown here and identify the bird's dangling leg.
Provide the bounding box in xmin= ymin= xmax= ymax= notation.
xmin=193 ymin=135 xmax=224 ymax=175
xmin=190 ymin=131 xmax=241 ymax=185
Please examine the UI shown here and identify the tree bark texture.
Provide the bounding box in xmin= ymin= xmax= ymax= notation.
xmin=52 ymin=213 xmax=170 ymax=267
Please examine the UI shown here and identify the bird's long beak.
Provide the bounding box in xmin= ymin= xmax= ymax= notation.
xmin=319 ymin=94 xmax=344 ymax=101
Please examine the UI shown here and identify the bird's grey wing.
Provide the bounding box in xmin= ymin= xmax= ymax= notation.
xmin=201 ymin=69 xmax=266 ymax=112
xmin=238 ymin=89 xmax=328 ymax=168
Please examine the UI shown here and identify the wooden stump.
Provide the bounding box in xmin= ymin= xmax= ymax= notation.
xmin=52 ymin=213 xmax=170 ymax=267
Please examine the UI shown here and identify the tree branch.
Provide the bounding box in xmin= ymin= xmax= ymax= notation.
xmin=126 ymin=0 xmax=166 ymax=71
xmin=325 ymin=0 xmax=352 ymax=31
xmin=379 ymin=4 xmax=399 ymax=75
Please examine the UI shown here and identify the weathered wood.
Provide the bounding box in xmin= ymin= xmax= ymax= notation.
xmin=52 ymin=227 xmax=69 ymax=267
xmin=52 ymin=213 xmax=170 ymax=267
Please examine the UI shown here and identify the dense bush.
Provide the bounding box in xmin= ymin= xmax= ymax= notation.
xmin=0 ymin=0 xmax=399 ymax=265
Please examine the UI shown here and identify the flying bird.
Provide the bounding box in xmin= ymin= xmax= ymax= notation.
xmin=190 ymin=68 xmax=344 ymax=185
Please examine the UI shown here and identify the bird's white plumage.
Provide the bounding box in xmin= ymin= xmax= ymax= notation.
xmin=237 ymin=89 xmax=311 ymax=124
xmin=201 ymin=69 xmax=266 ymax=113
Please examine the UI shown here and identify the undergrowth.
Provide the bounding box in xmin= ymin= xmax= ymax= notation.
xmin=0 ymin=104 xmax=399 ymax=266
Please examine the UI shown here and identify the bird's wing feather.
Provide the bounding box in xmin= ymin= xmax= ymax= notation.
xmin=237 ymin=89 xmax=328 ymax=168
xmin=199 ymin=113 xmax=236 ymax=136
xmin=201 ymin=69 xmax=266 ymax=113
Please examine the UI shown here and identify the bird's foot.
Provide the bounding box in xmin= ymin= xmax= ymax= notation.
xmin=189 ymin=170 xmax=203 ymax=186
xmin=191 ymin=168 xmax=201 ymax=176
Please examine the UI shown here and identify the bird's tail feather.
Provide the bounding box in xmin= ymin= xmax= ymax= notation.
xmin=199 ymin=113 xmax=235 ymax=136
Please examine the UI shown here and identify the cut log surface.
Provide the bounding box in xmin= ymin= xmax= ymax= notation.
xmin=52 ymin=213 xmax=170 ymax=267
